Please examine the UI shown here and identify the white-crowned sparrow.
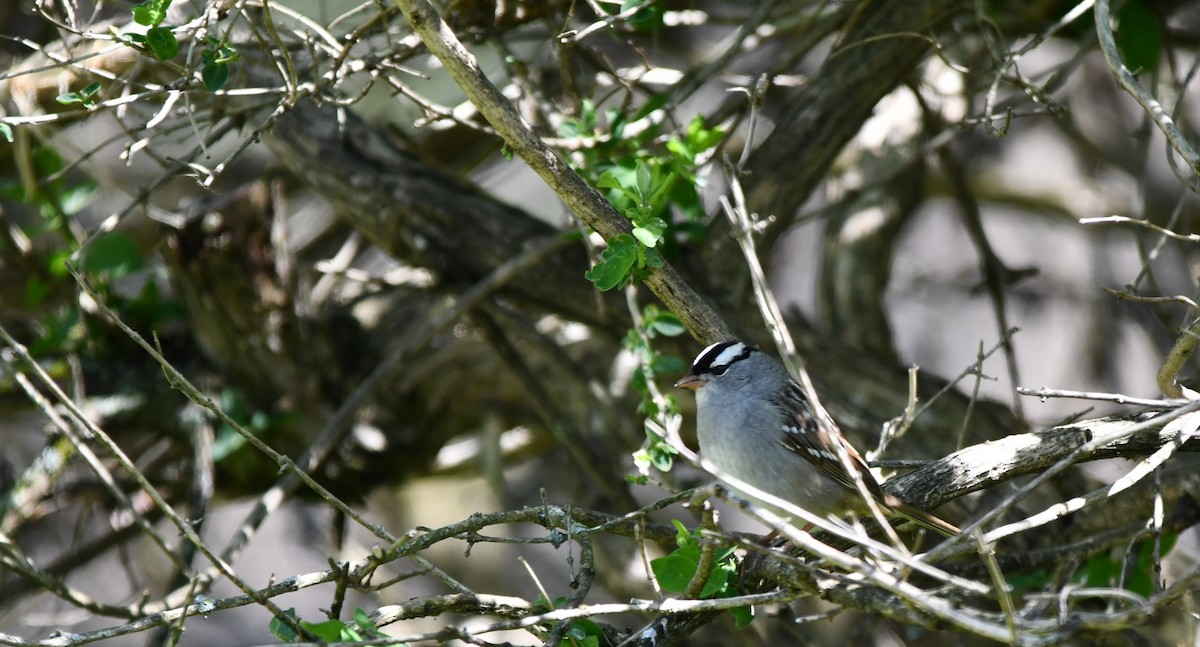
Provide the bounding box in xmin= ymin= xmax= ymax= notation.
xmin=675 ymin=340 xmax=958 ymax=536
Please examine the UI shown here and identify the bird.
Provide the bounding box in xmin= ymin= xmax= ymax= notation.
xmin=675 ymin=339 xmax=958 ymax=536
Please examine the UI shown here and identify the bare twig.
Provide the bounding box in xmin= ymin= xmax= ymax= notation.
xmin=1017 ymin=387 xmax=1187 ymax=408
xmin=1094 ymin=0 xmax=1200 ymax=182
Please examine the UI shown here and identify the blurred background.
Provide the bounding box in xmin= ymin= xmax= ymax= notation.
xmin=2 ymin=0 xmax=1200 ymax=644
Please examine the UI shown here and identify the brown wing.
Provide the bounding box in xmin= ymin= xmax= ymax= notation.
xmin=774 ymin=380 xmax=960 ymax=536
xmin=773 ymin=379 xmax=886 ymax=500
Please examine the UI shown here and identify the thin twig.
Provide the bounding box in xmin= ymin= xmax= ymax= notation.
xmin=1017 ymin=387 xmax=1187 ymax=408
xmin=1094 ymin=0 xmax=1200 ymax=180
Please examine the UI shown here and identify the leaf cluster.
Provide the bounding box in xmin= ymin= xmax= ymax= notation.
xmin=650 ymin=520 xmax=753 ymax=628
xmin=625 ymin=304 xmax=686 ymax=476
xmin=269 ymin=607 xmax=400 ymax=645
xmin=127 ymin=0 xmax=179 ymax=61
xmin=565 ymin=100 xmax=722 ymax=291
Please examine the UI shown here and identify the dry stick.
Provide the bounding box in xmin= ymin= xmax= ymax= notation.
xmin=957 ymin=342 xmax=986 ymax=451
xmin=1016 ymin=386 xmax=1186 ymax=408
xmin=682 ymin=505 xmax=719 ymax=600
xmin=1099 ymin=286 xmax=1198 ymax=310
xmin=709 ymin=161 xmax=1012 ymax=635
xmin=0 ymin=528 xmax=133 ymax=620
xmin=935 ymin=142 xmax=1024 ymax=416
xmin=68 ymin=264 xmax=399 ymax=540
xmin=1 ymin=504 xmax=667 ymax=646
xmin=387 ymin=591 xmax=803 ymax=645
xmin=0 ymin=345 xmax=186 ymax=576
xmin=0 ymin=414 xmax=78 ymax=534
xmin=912 ymin=328 xmax=1016 ymax=430
xmin=718 ymin=160 xmax=908 ymax=553
xmin=1155 ymin=316 xmax=1200 ymax=400
xmin=0 ymin=326 xmax=308 ymax=640
xmin=980 ymin=416 xmax=1194 ymax=546
xmin=702 ymin=486 xmax=1010 ymax=641
xmin=928 ymin=399 xmax=1200 ymax=561
xmin=1094 ymin=0 xmax=1200 ymax=179
xmin=473 ymin=308 xmax=635 ymax=508
xmin=979 ymin=0 xmax=1095 ymax=136
xmin=1081 ymin=215 xmax=1200 ymax=244
xmin=392 ymin=0 xmax=732 ymax=344
xmin=150 ymin=235 xmax=575 ymax=612
xmin=974 ymin=530 xmax=1019 ymax=644
xmin=563 ymin=0 xmax=654 ymax=42
xmin=147 ymin=416 xmax=218 ymax=647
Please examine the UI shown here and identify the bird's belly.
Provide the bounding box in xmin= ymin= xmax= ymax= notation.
xmin=698 ymin=422 xmax=852 ymax=520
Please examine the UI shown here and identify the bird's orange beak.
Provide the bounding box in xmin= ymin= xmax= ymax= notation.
xmin=674 ymin=372 xmax=705 ymax=390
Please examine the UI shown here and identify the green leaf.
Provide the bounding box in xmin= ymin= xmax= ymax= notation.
xmin=669 ymin=519 xmax=689 ymax=544
xmin=631 ymin=226 xmax=659 ymax=248
xmin=202 ymin=61 xmax=229 ymax=92
xmin=630 ymin=364 xmax=648 ymax=394
xmin=647 ymin=438 xmax=676 ymax=471
xmin=559 ymin=119 xmax=582 ymax=139
xmin=606 ymin=108 xmax=627 ymax=140
xmin=352 ymin=608 xmax=390 ymax=639
xmin=1116 ymin=0 xmax=1160 ymax=74
xmin=566 ymin=618 xmax=606 ymax=647
xmin=670 ymin=177 xmax=705 ymax=221
xmin=1074 ymin=534 xmax=1176 ymax=597
xmin=0 ymin=123 xmax=11 ymax=143
xmin=622 ymin=0 xmax=662 ymax=29
xmin=211 ymin=425 xmax=247 ymax=462
xmin=634 ymin=161 xmax=652 ymax=202
xmin=131 ymin=0 xmax=172 ymax=26
xmin=642 ymin=247 xmax=664 ymax=269
xmin=268 ymin=609 xmax=300 ymax=642
xmin=29 ymin=306 xmax=83 ymax=355
xmin=579 ymin=98 xmax=597 ymax=131
xmin=698 ymin=564 xmax=729 ymax=598
xmin=60 ymin=179 xmax=97 ymax=215
xmin=633 ymin=216 xmax=666 ymax=237
xmin=651 ymin=553 xmax=699 ymax=593
xmin=300 ymin=619 xmax=356 ymax=641
xmin=584 ymin=233 xmax=638 ymax=290
xmin=82 ymin=232 xmax=144 ymax=278
xmin=25 ymin=275 xmax=48 ymax=308
xmin=649 ymin=354 xmax=685 ymax=375
xmin=686 ymin=114 xmax=724 ymax=152
xmin=132 ymin=5 xmax=154 ymax=25
xmin=727 ymin=602 xmax=754 ymax=629
xmin=1006 ymin=568 xmax=1050 ymax=596
xmin=647 ymin=177 xmax=676 ymax=213
xmin=666 ymin=136 xmax=692 ymax=164
xmin=56 ymin=83 xmax=100 ymax=108
xmin=47 ymin=250 xmax=71 ymax=277
xmin=199 ymin=39 xmax=236 ymax=91
xmin=145 ymin=27 xmax=179 ymax=60
xmin=646 ymin=311 xmax=685 ymax=337
xmin=597 ymin=171 xmax=624 ymax=190
xmin=632 ymin=93 xmax=668 ymax=121
xmin=202 ymin=40 xmax=240 ymax=65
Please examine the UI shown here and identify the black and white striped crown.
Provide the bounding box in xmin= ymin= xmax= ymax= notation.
xmin=688 ymin=340 xmax=754 ymax=376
